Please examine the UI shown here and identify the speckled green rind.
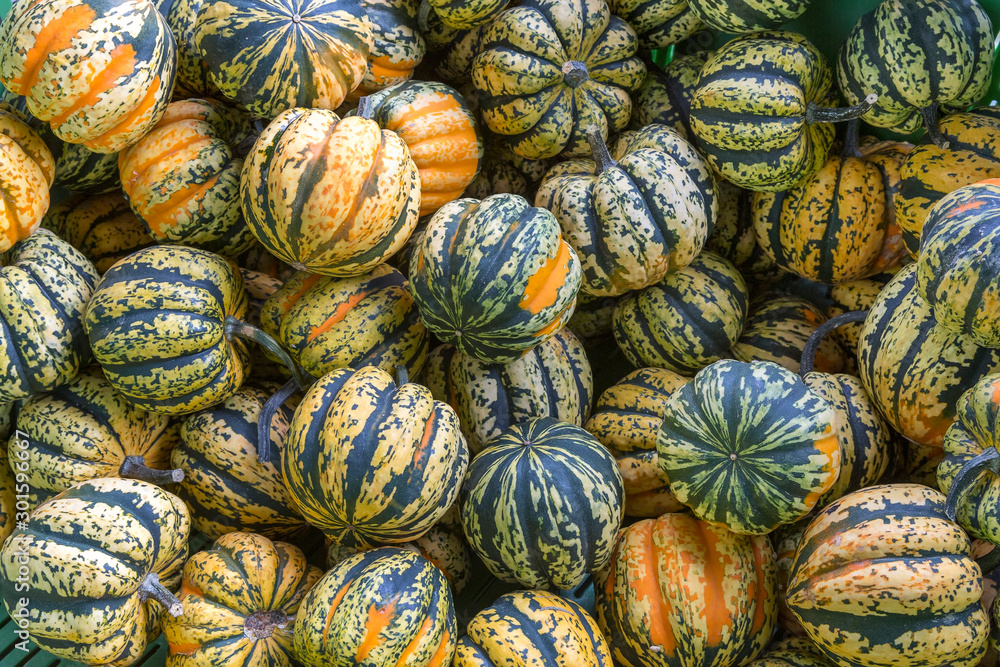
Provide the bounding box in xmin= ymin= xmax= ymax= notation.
xmin=0 ymin=478 xmax=191 ymax=665
xmin=425 ymin=0 xmax=507 ymax=29
xmin=282 ymin=367 xmax=468 ymax=549
xmin=629 ymin=52 xmax=710 ymax=140
xmin=293 ymin=547 xmax=456 ymax=666
xmin=0 ymin=229 xmax=99 ymax=402
xmin=83 ymin=245 xmax=250 ymax=415
xmin=172 ymin=384 xmax=308 ymax=540
xmin=824 ymin=269 xmax=900 ymax=359
xmin=0 ymin=445 xmax=14 ymax=546
xmin=836 ymin=0 xmax=994 ymax=134
xmin=470 ymin=0 xmax=646 ymax=160
xmin=454 ymin=590 xmax=612 ymax=666
xmin=748 ymin=637 xmax=837 ymax=666
xmin=428 ymin=20 xmax=491 ymax=84
xmin=786 ymin=484 xmax=989 ymax=667
xmin=688 ymin=0 xmax=810 ymax=33
xmin=732 ymin=296 xmax=847 ymax=375
xmin=459 ymin=417 xmax=624 ymax=590
xmin=154 ymin=0 xmax=220 ymax=98
xmin=356 ymin=0 xmax=424 ymax=94
xmin=567 ymin=291 xmax=619 ymax=341
xmin=657 ymin=359 xmax=839 ymax=535
xmin=859 ymin=263 xmax=1000 ymax=448
xmin=606 ymin=0 xmax=704 ymax=50
xmin=422 ymin=328 xmax=592 ymax=454
xmin=706 ymin=179 xmax=757 ymax=268
xmin=409 ymin=194 xmax=582 ymax=364
xmin=690 ymin=30 xmax=836 ymax=192
xmin=612 ymin=251 xmax=747 ymax=375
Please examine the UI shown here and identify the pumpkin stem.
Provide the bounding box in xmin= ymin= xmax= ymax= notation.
xmin=842 ymin=118 xmax=862 ymax=158
xmin=806 ymin=93 xmax=877 ymax=125
xmin=224 ymin=316 xmax=309 ymax=388
xmin=138 ymin=573 xmax=183 ymax=617
xmin=921 ymin=104 xmax=950 ymax=149
xmin=244 ymin=610 xmax=289 ymax=639
xmin=356 ymin=96 xmax=375 ymax=120
xmin=118 ymin=456 xmax=184 ymax=485
xmin=944 ymin=447 xmax=1000 ymax=521
xmin=394 ymin=365 xmax=409 ymax=387
xmin=256 ymin=377 xmax=301 ymax=463
xmin=585 ymin=126 xmax=617 ymax=175
xmin=799 ymin=310 xmax=870 ymax=376
xmin=977 ymin=543 xmax=1000 ymax=575
xmin=561 ymin=61 xmax=589 ymax=88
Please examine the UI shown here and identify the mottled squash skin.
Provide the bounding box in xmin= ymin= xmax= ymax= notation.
xmin=353 ymin=0 xmax=425 ymax=97
xmin=42 ymin=193 xmax=155 ymax=274
xmin=0 ymin=108 xmax=54 ymax=251
xmin=733 ymin=296 xmax=847 ymax=375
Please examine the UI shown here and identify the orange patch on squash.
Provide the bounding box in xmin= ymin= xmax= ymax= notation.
xmin=179 ymin=579 xmax=204 ymax=598
xmin=689 ymin=520 xmax=731 ymax=647
xmin=395 ymin=615 xmax=434 ymax=666
xmin=85 ymin=74 xmax=163 ymax=152
xmin=802 ymin=429 xmax=840 ymax=509
xmin=306 ymin=290 xmax=369 ymax=342
xmin=11 ymin=4 xmax=96 ymax=93
xmin=168 ymin=641 xmax=203 ymax=656
xmin=632 ymin=520 xmax=675 ymax=655
xmin=141 ymin=173 xmax=220 ymax=236
xmin=355 ymin=594 xmax=401 ymax=660
xmin=49 ymin=43 xmax=138 ymax=127
xmin=948 ymin=198 xmax=989 ymax=217
xmin=519 ymin=243 xmax=572 ymax=315
xmin=748 ymin=539 xmax=770 ymax=635
xmin=321 ymin=580 xmax=352 ymax=643
xmin=426 ymin=628 xmax=451 ymax=667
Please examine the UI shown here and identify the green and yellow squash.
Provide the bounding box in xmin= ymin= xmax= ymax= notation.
xmin=825 ymin=268 xmax=901 ymax=358
xmin=422 ymin=0 xmax=508 ymax=30
xmin=747 ymin=638 xmax=836 ymax=666
xmin=629 ymin=51 xmax=710 ymax=140
xmin=773 ymin=517 xmax=811 ymax=637
xmin=460 ymin=417 xmax=623 ymax=589
xmin=155 ymin=0 xmax=218 ymax=98
xmin=568 ymin=292 xmax=619 ymax=341
xmin=606 ymin=0 xmax=704 ymax=51
xmin=425 ymin=18 xmax=491 ymax=84
xmin=688 ymin=0 xmax=811 ymax=32
xmin=733 ymin=296 xmax=847 ymax=375
xmin=462 ymin=137 xmax=550 ymax=202
xmin=0 ymin=444 xmax=15 ymax=545
xmin=0 ymin=108 xmax=54 ymax=251
xmin=355 ymin=0 xmax=425 ymax=97
xmin=706 ymin=179 xmax=758 ymax=268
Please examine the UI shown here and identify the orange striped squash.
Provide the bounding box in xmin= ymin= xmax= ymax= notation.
xmin=0 ymin=108 xmax=54 ymax=251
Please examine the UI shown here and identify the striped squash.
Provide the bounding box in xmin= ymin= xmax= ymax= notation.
xmin=836 ymin=0 xmax=994 ymax=138
xmin=360 ymin=81 xmax=482 ymax=216
xmin=898 ymin=440 xmax=943 ymax=489
xmin=585 ymin=367 xmax=689 ymax=517
xmin=172 ymin=384 xmax=308 ymax=540
xmin=688 ymin=0 xmax=810 ymax=32
xmin=354 ymin=0 xmax=425 ymax=97
xmin=0 ymin=108 xmax=54 ymax=251
xmin=119 ymin=98 xmax=255 ymax=256
xmin=629 ymin=51 xmax=710 ymax=140
xmin=423 ymin=0 xmax=507 ymax=29
xmin=568 ymin=292 xmax=619 ymax=341
xmin=0 ymin=478 xmax=190 ymax=665
xmin=706 ymin=179 xmax=757 ymax=268
xmin=786 ymin=484 xmax=989 ymax=667
xmin=658 ymin=359 xmax=839 ymax=535
xmin=612 ymin=251 xmax=747 ymax=374
xmin=241 ymin=107 xmax=420 ymax=276
xmin=154 ymin=0 xmax=218 ymax=98
xmin=594 ymin=513 xmax=777 ymax=667
xmin=193 ymin=0 xmax=374 ymax=118
xmin=409 ymin=194 xmax=582 ymax=364
xmin=0 ymin=0 xmax=177 ymax=153
xmin=606 ymin=0 xmax=704 ymax=51
xmin=859 ymin=263 xmax=1000 ymax=448
xmin=260 ymin=265 xmax=428 ymax=379
xmin=460 ymin=417 xmax=624 ymax=589
xmin=425 ymin=19 xmax=491 ymax=84
xmin=733 ymin=296 xmax=847 ymax=375
xmin=294 ymin=548 xmax=456 ymax=666
xmin=773 ymin=517 xmax=810 ymax=637
xmin=535 ymin=124 xmax=716 ymax=297
xmin=283 ymin=366 xmax=468 ymax=548
xmin=748 ymin=638 xmax=837 ymax=666
xmin=470 ymin=0 xmax=646 ymax=160
xmin=455 ymin=590 xmax=612 ymax=666
xmin=163 ymin=532 xmax=322 ymax=667
xmin=83 ymin=246 xmax=251 ymax=415
xmin=824 ymin=268 xmax=900 ymax=359
xmin=42 ymin=193 xmax=155 ymax=274
xmin=422 ymin=328 xmax=593 ymax=454
xmin=0 ymin=229 xmax=99 ymax=402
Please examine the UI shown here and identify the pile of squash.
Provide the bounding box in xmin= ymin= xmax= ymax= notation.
xmin=0 ymin=0 xmax=999 ymax=664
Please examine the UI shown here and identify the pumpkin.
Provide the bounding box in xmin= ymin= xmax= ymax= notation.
xmin=171 ymin=383 xmax=308 ymax=540
xmin=0 ymin=108 xmax=54 ymax=251
xmin=859 ymin=263 xmax=1000 ymax=448
xmin=594 ymin=513 xmax=777 ymax=667
xmin=0 ymin=478 xmax=190 ymax=665
xmin=359 ymin=81 xmax=482 ymax=216
xmin=837 ymin=0 xmax=994 ymax=139
xmin=283 ymin=366 xmax=468 ymax=548
xmin=606 ymin=0 xmax=704 ymax=51
xmin=119 ymin=98 xmax=256 ymax=256
xmin=748 ymin=638 xmax=837 ymax=666
xmin=355 ymin=0 xmax=425 ymax=97
xmin=629 ymin=51 xmax=709 ymax=140
xmin=786 ymin=484 xmax=989 ymax=667
xmin=688 ymin=0 xmax=810 ymax=32
xmin=455 ymin=590 xmax=612 ymax=666
xmin=612 ymin=251 xmax=747 ymax=374
xmin=0 ymin=0 xmax=177 ymax=153
xmin=193 ymin=0 xmax=374 ymax=118
xmin=706 ymin=179 xmax=757 ymax=268
xmin=241 ymin=106 xmax=420 ymax=276
xmin=423 ymin=0 xmax=508 ymax=29
xmin=658 ymin=359 xmax=840 ymax=535
xmin=586 ymin=367 xmax=688 ymax=517
xmin=568 ymin=291 xmax=619 ymax=341
xmin=535 ymin=124 xmax=715 ymax=296
xmin=470 ymin=0 xmax=646 ymax=160
xmin=690 ymin=31 xmax=877 ymax=192
xmin=733 ymin=296 xmax=847 ymax=375
xmin=824 ymin=269 xmax=900 ymax=359
xmin=42 ymin=193 xmax=156 ymax=274
xmin=155 ymin=0 xmax=218 ymax=98
xmin=163 ymin=531 xmax=323 ymax=667
xmin=409 ymin=194 xmax=582 ymax=364
xmin=423 ymin=327 xmax=592 ymax=454
xmin=294 ymin=547 xmax=456 ymax=666
xmin=0 ymin=229 xmax=99 ymax=402
xmin=460 ymin=417 xmax=623 ymax=589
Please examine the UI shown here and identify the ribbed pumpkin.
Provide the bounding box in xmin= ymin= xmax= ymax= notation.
xmin=0 ymin=478 xmax=191 ymax=666
xmin=0 ymin=0 xmax=177 ymax=153
xmin=241 ymin=107 xmax=420 ymax=276
xmin=470 ymin=0 xmax=646 ymax=160
xmin=163 ymin=532 xmax=323 ymax=667
xmin=594 ymin=513 xmax=777 ymax=667
xmin=859 ymin=263 xmax=1000 ymax=448
xmin=294 ymin=547 xmax=456 ymax=666
xmin=409 ymin=194 xmax=582 ymax=364
xmin=0 ymin=108 xmax=54 ymax=251
xmin=460 ymin=417 xmax=623 ymax=589
xmin=629 ymin=51 xmax=709 ymax=139
xmin=733 ymin=296 xmax=847 ymax=375
xmin=836 ymin=0 xmax=994 ymax=139
xmin=155 ymin=0 xmax=217 ymax=97
xmin=193 ymin=0 xmax=374 ymax=118
xmin=535 ymin=124 xmax=716 ymax=296
xmin=283 ymin=366 xmax=468 ymax=548
xmin=455 ymin=590 xmax=612 ymax=666
xmin=658 ymin=359 xmax=839 ymax=535
xmin=786 ymin=484 xmax=989 ymax=667
xmin=0 ymin=229 xmax=99 ymax=402
xmin=172 ymin=384 xmax=308 ymax=540
xmin=423 ymin=328 xmax=592 ymax=454
xmin=688 ymin=0 xmax=811 ymax=32
xmin=606 ymin=0 xmax=704 ymax=51
xmin=612 ymin=251 xmax=747 ymax=374
xmin=748 ymin=638 xmax=837 ymax=667
xmin=355 ymin=0 xmax=425 ymax=97
xmin=119 ymin=98 xmax=255 ymax=256
xmin=586 ymin=367 xmax=688 ymax=517
xmin=42 ymin=193 xmax=155 ymax=274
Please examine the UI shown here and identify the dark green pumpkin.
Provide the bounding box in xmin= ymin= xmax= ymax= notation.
xmin=629 ymin=51 xmax=710 ymax=140
xmin=606 ymin=0 xmax=704 ymax=50
xmin=733 ymin=296 xmax=848 ymax=375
